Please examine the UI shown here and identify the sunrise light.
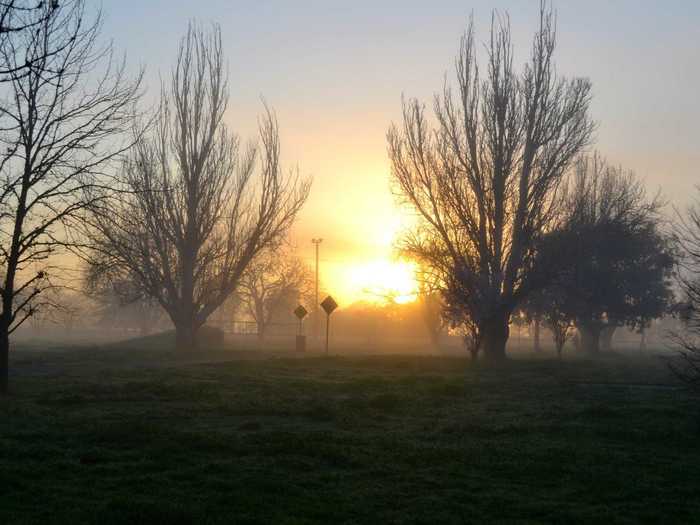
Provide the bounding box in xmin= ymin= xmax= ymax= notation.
xmin=345 ymin=259 xmax=419 ymax=305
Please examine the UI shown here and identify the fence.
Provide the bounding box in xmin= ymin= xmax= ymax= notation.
xmin=224 ymin=320 xmax=301 ymax=337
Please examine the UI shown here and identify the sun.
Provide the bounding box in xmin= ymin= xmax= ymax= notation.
xmin=312 ymin=198 xmax=420 ymax=307
xmin=346 ymin=260 xmax=419 ymax=305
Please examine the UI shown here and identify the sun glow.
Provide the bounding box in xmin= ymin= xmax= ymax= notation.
xmin=344 ymin=260 xmax=419 ymax=305
xmin=296 ymin=165 xmax=421 ymax=308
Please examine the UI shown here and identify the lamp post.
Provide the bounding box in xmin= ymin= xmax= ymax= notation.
xmin=311 ymin=238 xmax=323 ymax=342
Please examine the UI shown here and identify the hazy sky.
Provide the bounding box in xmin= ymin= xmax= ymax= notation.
xmin=103 ymin=1 xmax=700 ymax=304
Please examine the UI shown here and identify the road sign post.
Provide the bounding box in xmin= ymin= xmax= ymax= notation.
xmin=320 ymin=295 xmax=338 ymax=356
xmin=311 ymin=238 xmax=323 ymax=344
xmin=294 ymin=305 xmax=308 ymax=352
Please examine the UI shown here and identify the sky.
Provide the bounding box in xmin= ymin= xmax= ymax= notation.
xmin=102 ymin=1 xmax=700 ymax=306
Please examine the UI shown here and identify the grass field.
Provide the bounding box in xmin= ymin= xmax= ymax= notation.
xmin=1 ymin=344 xmax=699 ymax=524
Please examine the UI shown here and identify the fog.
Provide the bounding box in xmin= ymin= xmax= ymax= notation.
xmin=11 ymin=295 xmax=678 ymax=359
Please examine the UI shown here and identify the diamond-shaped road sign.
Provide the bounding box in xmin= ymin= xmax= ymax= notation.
xmin=320 ymin=295 xmax=338 ymax=315
xmin=294 ymin=305 xmax=308 ymax=320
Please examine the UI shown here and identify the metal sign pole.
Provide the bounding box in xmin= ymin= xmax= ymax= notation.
xmin=293 ymin=305 xmax=308 ymax=353
xmin=312 ymin=238 xmax=323 ymax=344
xmin=320 ymin=295 xmax=338 ymax=357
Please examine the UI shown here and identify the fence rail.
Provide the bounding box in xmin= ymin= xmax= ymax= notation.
xmin=223 ymin=320 xmax=301 ymax=337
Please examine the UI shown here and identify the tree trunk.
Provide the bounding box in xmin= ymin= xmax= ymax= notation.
xmin=428 ymin=326 xmax=442 ymax=352
xmin=178 ymin=242 xmax=197 ymax=351
xmin=469 ymin=346 xmax=479 ymax=361
xmin=578 ymin=322 xmax=602 ymax=354
xmin=0 ymin=325 xmax=8 ymax=394
xmin=480 ymin=313 xmax=510 ymax=362
xmin=138 ymin=314 xmax=150 ymax=338
xmin=175 ymin=322 xmax=197 ymax=352
xmin=533 ymin=317 xmax=541 ymax=353
xmin=256 ymin=324 xmax=266 ymax=343
xmin=639 ymin=327 xmax=647 ymax=353
xmin=600 ymin=326 xmax=616 ymax=352
xmin=255 ymin=303 xmax=266 ymax=344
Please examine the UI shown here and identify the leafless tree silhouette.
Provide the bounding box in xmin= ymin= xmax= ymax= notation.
xmin=528 ymin=286 xmax=573 ymax=359
xmin=86 ymin=24 xmax=311 ymax=351
xmin=0 ymin=0 xmax=141 ymax=393
xmin=407 ymin=265 xmax=446 ymax=350
xmin=84 ymin=262 xmax=161 ymax=337
xmin=419 ymin=292 xmax=446 ymax=351
xmin=671 ymin=197 xmax=700 ymax=390
xmin=387 ymin=3 xmax=594 ymax=361
xmin=238 ymin=244 xmax=313 ymax=341
xmin=548 ymin=314 xmax=572 ymax=360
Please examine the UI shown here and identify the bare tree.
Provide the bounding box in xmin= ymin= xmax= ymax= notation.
xmin=517 ymin=293 xmax=547 ymax=353
xmin=419 ymin=291 xmax=446 ymax=350
xmin=42 ymin=287 xmax=88 ymax=337
xmin=0 ymin=0 xmax=141 ymax=393
xmin=538 ymin=287 xmax=573 ymax=359
xmin=387 ymin=4 xmax=594 ymax=361
xmin=238 ymin=245 xmax=313 ymax=341
xmin=671 ymin=196 xmax=700 ymax=390
xmin=410 ymin=265 xmax=447 ymax=350
xmin=84 ymin=262 xmax=161 ymax=337
xmin=461 ymin=317 xmax=481 ymax=362
xmin=548 ymin=315 xmax=572 ymax=360
xmin=86 ymin=24 xmax=311 ymax=351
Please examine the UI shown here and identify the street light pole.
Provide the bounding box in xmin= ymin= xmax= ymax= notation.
xmin=311 ymin=238 xmax=323 ymax=342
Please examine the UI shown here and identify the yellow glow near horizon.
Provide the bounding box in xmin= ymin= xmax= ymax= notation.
xmin=341 ymin=259 xmax=419 ymax=305
xmin=300 ymin=193 xmax=421 ymax=307
xmin=293 ymin=156 xmax=422 ymax=308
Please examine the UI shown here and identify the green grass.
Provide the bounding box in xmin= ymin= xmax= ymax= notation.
xmin=1 ymin=345 xmax=699 ymax=524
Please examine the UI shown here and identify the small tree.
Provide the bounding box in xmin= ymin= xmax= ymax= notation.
xmin=388 ymin=4 xmax=594 ymax=361
xmin=540 ymin=288 xmax=573 ymax=359
xmin=419 ymin=292 xmax=446 ymax=350
xmin=461 ymin=317 xmax=481 ymax=362
xmin=441 ymin=275 xmax=481 ymax=360
xmin=238 ymin=245 xmax=313 ymax=341
xmin=517 ymin=293 xmax=549 ymax=353
xmin=517 ymin=280 xmax=574 ymax=358
xmin=84 ymin=263 xmax=161 ymax=337
xmin=87 ymin=24 xmax=310 ymax=351
xmin=548 ymin=318 xmax=572 ymax=359
xmin=412 ymin=265 xmax=447 ymax=351
xmin=0 ymin=0 xmax=141 ymax=393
